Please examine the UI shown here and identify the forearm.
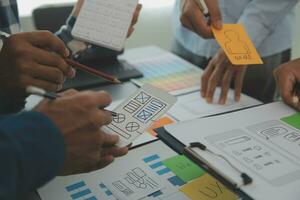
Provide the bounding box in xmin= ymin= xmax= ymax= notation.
xmin=238 ymin=0 xmax=299 ymax=48
xmin=0 ymin=112 xmax=65 ymax=200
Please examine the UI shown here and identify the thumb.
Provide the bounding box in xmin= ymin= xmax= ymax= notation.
xmin=205 ymin=0 xmax=222 ymax=29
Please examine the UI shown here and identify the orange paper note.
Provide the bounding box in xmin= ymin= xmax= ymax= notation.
xmin=147 ymin=116 xmax=175 ymax=136
xmin=212 ymin=24 xmax=263 ymax=65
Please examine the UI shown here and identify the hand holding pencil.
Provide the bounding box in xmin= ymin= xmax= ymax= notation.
xmin=32 ymin=87 xmax=129 ymax=175
xmin=180 ymin=0 xmax=222 ymax=38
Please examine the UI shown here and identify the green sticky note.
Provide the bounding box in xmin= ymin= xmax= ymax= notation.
xmin=162 ymin=155 xmax=205 ymax=182
xmin=281 ymin=113 xmax=300 ymax=130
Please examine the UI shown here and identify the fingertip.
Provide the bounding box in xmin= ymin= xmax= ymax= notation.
xmin=103 ymin=155 xmax=115 ymax=163
xmin=201 ymin=90 xmax=205 ymax=98
xmin=219 ymin=98 xmax=225 ymax=105
xmin=120 ymin=147 xmax=129 ymax=155
xmin=206 ymin=97 xmax=213 ymax=104
xmin=214 ymin=20 xmax=223 ymax=30
xmin=235 ymin=95 xmax=241 ymax=102
xmin=64 ymin=48 xmax=70 ymax=58
xmin=111 ymin=134 xmax=120 ymax=141
xmin=67 ymin=68 xmax=76 ymax=78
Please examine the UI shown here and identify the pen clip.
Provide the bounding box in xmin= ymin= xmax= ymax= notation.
xmin=188 ymin=142 xmax=253 ymax=186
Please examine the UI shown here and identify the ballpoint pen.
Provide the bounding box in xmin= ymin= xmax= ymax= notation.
xmin=26 ymin=86 xmax=117 ymax=117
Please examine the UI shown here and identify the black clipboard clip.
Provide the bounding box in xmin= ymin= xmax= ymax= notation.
xmin=185 ymin=142 xmax=253 ymax=188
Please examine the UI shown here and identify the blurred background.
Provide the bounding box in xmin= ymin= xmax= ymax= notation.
xmin=18 ymin=0 xmax=300 ymax=59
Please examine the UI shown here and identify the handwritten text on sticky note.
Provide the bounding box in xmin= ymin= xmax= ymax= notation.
xmin=212 ymin=24 xmax=263 ymax=65
xmin=180 ymin=174 xmax=238 ymax=200
xmin=163 ymin=155 xmax=205 ymax=182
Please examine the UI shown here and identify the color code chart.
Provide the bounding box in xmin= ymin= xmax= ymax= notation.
xmin=130 ymin=53 xmax=203 ymax=95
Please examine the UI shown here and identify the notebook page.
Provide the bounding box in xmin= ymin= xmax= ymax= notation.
xmin=72 ymin=0 xmax=138 ymax=51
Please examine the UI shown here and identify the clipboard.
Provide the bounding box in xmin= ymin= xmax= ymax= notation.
xmin=155 ymin=127 xmax=254 ymax=200
xmin=156 ymin=102 xmax=300 ymax=200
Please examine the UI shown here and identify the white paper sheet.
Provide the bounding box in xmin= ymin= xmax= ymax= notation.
xmin=168 ymin=88 xmax=262 ymax=121
xmin=165 ymin=102 xmax=300 ymax=200
xmin=72 ymin=0 xmax=138 ymax=51
xmin=99 ymin=165 xmax=165 ymax=200
xmin=102 ymin=84 xmax=177 ymax=147
xmin=38 ymin=141 xmax=181 ymax=200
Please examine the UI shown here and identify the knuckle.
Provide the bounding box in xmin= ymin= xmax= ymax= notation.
xmin=40 ymin=30 xmax=53 ymax=38
xmin=67 ymin=89 xmax=78 ymax=94
xmin=45 ymin=83 xmax=58 ymax=92
xmin=51 ymin=68 xmax=64 ymax=83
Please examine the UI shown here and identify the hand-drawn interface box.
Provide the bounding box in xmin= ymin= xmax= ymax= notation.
xmin=103 ymin=84 xmax=177 ymax=146
xmin=247 ymin=120 xmax=300 ymax=162
xmin=206 ymin=129 xmax=300 ymax=186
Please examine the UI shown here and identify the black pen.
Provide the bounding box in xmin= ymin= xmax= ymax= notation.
xmin=26 ymin=86 xmax=117 ymax=117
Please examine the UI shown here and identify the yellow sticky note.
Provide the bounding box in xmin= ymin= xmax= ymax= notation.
xmin=180 ymin=174 xmax=238 ymax=200
xmin=212 ymin=24 xmax=263 ymax=65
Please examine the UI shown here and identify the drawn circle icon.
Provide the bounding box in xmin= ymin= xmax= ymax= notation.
xmin=113 ymin=113 xmax=126 ymax=123
xmin=126 ymin=122 xmax=140 ymax=132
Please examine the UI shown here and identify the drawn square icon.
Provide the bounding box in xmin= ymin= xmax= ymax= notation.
xmin=137 ymin=110 xmax=153 ymax=122
xmin=135 ymin=92 xmax=151 ymax=104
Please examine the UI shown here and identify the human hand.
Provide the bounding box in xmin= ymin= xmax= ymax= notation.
xmin=180 ymin=0 xmax=222 ymax=38
xmin=0 ymin=31 xmax=75 ymax=100
xmin=201 ymin=49 xmax=247 ymax=104
xmin=34 ymin=89 xmax=129 ymax=175
xmin=71 ymin=0 xmax=142 ymax=38
xmin=274 ymin=58 xmax=300 ymax=110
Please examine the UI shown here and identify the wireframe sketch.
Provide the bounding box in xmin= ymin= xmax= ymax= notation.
xmin=125 ymin=168 xmax=159 ymax=190
xmin=123 ymin=101 xmax=141 ymax=113
xmin=113 ymin=113 xmax=126 ymax=123
xmin=135 ymin=92 xmax=151 ymax=104
xmin=112 ymin=181 xmax=134 ymax=196
xmin=224 ymin=30 xmax=250 ymax=55
xmin=125 ymin=122 xmax=140 ymax=132
xmin=134 ymin=99 xmax=167 ymax=123
xmin=111 ymin=167 xmax=160 ymax=197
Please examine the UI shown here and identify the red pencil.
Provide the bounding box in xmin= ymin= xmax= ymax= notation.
xmin=65 ymin=58 xmax=122 ymax=84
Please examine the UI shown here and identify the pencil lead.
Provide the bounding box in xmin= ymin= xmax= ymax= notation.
xmin=113 ymin=78 xmax=122 ymax=84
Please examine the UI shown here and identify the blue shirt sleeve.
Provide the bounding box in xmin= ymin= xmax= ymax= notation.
xmin=0 ymin=112 xmax=65 ymax=200
xmin=0 ymin=92 xmax=26 ymax=115
xmin=238 ymin=0 xmax=299 ymax=48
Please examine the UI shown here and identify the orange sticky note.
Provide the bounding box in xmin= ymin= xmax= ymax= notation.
xmin=212 ymin=24 xmax=263 ymax=65
xmin=180 ymin=174 xmax=238 ymax=200
xmin=147 ymin=116 xmax=175 ymax=136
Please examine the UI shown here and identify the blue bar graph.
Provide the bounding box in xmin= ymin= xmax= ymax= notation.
xmin=157 ymin=167 xmax=172 ymax=175
xmin=99 ymin=183 xmax=114 ymax=197
xmin=168 ymin=176 xmax=185 ymax=186
xmin=66 ymin=181 xmax=86 ymax=192
xmin=86 ymin=197 xmax=97 ymax=200
xmin=143 ymin=154 xmax=160 ymax=163
xmin=65 ymin=181 xmax=97 ymax=200
xmin=149 ymin=161 xmax=163 ymax=169
xmin=71 ymin=189 xmax=91 ymax=199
